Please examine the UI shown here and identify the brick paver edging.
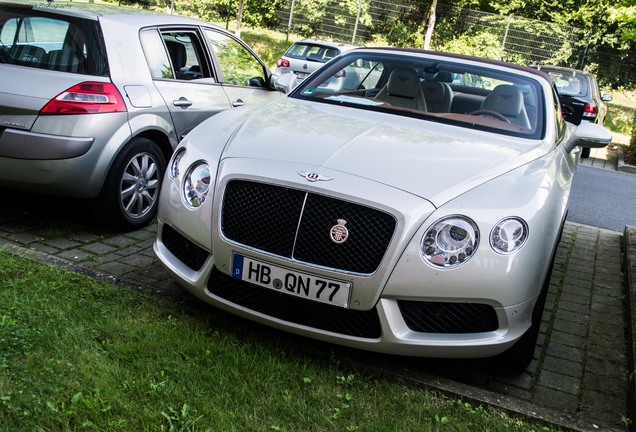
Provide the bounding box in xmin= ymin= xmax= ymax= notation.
xmin=623 ymin=226 xmax=636 ymax=430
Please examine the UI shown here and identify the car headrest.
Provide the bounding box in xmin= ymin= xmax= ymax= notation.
xmin=482 ymin=85 xmax=524 ymax=116
xmin=165 ymin=40 xmax=187 ymax=70
xmin=387 ymin=68 xmax=420 ymax=98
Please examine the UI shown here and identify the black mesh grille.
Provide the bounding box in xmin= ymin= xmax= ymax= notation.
xmin=294 ymin=194 xmax=396 ymax=274
xmin=161 ymin=225 xmax=209 ymax=271
xmin=398 ymin=301 xmax=498 ymax=333
xmin=208 ymin=269 xmax=382 ymax=338
xmin=221 ymin=180 xmax=396 ymax=274
xmin=221 ymin=181 xmax=305 ymax=257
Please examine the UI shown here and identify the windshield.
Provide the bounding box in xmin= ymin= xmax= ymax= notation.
xmin=291 ymin=51 xmax=545 ymax=139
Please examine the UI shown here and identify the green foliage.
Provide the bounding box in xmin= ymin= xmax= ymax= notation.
xmin=170 ymin=0 xmax=223 ymax=23
xmin=438 ymin=31 xmax=501 ymax=59
xmin=369 ymin=15 xmax=423 ymax=47
xmin=365 ymin=0 xmax=429 ymax=47
xmin=609 ymin=5 xmax=636 ymax=43
xmin=629 ymin=109 xmax=636 ymax=160
xmin=240 ymin=27 xmax=294 ymax=69
xmin=293 ymin=0 xmax=330 ymax=38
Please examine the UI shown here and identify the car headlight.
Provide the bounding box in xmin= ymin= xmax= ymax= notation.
xmin=183 ymin=161 xmax=211 ymax=208
xmin=169 ymin=148 xmax=186 ymax=179
xmin=490 ymin=217 xmax=528 ymax=254
xmin=421 ymin=216 xmax=479 ymax=268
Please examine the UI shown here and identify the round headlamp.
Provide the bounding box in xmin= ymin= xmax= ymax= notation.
xmin=182 ymin=162 xmax=211 ymax=208
xmin=421 ymin=216 xmax=479 ymax=268
xmin=490 ymin=217 xmax=528 ymax=254
xmin=169 ymin=148 xmax=186 ymax=179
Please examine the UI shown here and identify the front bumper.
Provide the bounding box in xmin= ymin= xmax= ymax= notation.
xmin=154 ymin=222 xmax=534 ymax=359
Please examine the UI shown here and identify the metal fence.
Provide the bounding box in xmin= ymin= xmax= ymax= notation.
xmin=272 ymin=0 xmax=636 ymax=90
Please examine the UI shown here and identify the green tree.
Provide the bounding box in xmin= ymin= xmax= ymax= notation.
xmin=608 ymin=3 xmax=636 ymax=43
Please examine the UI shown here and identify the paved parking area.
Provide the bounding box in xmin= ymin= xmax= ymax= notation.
xmin=0 ymin=188 xmax=630 ymax=431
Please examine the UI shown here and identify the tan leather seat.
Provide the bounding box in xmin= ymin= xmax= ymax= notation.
xmin=422 ymin=81 xmax=452 ymax=112
xmin=375 ymin=68 xmax=427 ymax=111
xmin=480 ymin=84 xmax=531 ymax=129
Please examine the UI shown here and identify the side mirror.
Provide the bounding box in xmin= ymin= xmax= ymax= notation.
xmin=248 ymin=76 xmax=266 ymax=88
xmin=602 ymin=93 xmax=612 ymax=102
xmin=273 ymin=72 xmax=299 ymax=95
xmin=564 ymin=122 xmax=612 ymax=154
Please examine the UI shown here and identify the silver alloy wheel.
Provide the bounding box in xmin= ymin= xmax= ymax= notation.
xmin=119 ymin=151 xmax=160 ymax=219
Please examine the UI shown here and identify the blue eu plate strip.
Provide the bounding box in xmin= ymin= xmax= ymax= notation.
xmin=232 ymin=253 xmax=244 ymax=280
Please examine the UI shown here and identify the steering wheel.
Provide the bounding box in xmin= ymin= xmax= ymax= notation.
xmin=469 ymin=109 xmax=511 ymax=123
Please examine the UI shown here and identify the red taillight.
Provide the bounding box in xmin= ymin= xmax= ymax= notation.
xmin=334 ymin=69 xmax=347 ymax=78
xmin=277 ymin=58 xmax=290 ymax=68
xmin=40 ymin=82 xmax=127 ymax=115
xmin=584 ymin=102 xmax=597 ymax=115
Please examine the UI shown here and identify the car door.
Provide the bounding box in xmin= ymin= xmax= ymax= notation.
xmin=203 ymin=28 xmax=281 ymax=110
xmin=140 ymin=27 xmax=231 ymax=140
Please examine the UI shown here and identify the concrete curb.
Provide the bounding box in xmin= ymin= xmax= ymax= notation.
xmin=623 ymin=226 xmax=636 ymax=431
xmin=617 ymin=148 xmax=636 ymax=175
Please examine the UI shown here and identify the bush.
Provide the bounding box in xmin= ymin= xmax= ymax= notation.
xmin=630 ymin=110 xmax=636 ymax=160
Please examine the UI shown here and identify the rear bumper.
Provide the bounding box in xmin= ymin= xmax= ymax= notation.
xmin=0 ymin=112 xmax=130 ymax=197
xmin=0 ymin=128 xmax=93 ymax=159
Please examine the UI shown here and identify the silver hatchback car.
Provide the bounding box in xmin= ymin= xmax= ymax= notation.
xmin=275 ymin=39 xmax=356 ymax=81
xmin=0 ymin=1 xmax=281 ymax=229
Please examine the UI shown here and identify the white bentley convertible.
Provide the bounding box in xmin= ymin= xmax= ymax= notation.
xmin=154 ymin=48 xmax=611 ymax=370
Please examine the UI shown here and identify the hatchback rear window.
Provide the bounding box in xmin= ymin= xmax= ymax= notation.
xmin=285 ymin=43 xmax=339 ymax=63
xmin=544 ymin=70 xmax=589 ymax=97
xmin=0 ymin=7 xmax=108 ymax=76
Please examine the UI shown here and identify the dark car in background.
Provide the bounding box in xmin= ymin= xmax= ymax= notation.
xmin=0 ymin=1 xmax=281 ymax=229
xmin=534 ymin=65 xmax=612 ymax=158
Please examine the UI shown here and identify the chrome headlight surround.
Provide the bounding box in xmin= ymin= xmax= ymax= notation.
xmin=420 ymin=216 xmax=479 ymax=269
xmin=169 ymin=147 xmax=186 ymax=179
xmin=182 ymin=161 xmax=211 ymax=208
xmin=490 ymin=217 xmax=529 ymax=254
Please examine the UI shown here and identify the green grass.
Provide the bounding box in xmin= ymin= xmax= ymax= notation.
xmin=0 ymin=248 xmax=557 ymax=431
xmin=239 ymin=27 xmax=296 ymax=71
xmin=606 ymin=104 xmax=635 ymax=136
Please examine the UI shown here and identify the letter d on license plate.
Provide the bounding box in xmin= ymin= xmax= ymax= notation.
xmin=232 ymin=253 xmax=351 ymax=308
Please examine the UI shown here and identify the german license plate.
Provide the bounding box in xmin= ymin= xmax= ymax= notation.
xmin=232 ymin=253 xmax=351 ymax=308
xmin=294 ymin=71 xmax=309 ymax=80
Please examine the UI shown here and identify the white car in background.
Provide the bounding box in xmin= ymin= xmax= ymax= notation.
xmin=275 ymin=39 xmax=356 ymax=81
xmin=154 ymin=48 xmax=611 ymax=370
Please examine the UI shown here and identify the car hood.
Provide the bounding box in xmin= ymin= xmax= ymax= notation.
xmin=221 ymin=98 xmax=546 ymax=207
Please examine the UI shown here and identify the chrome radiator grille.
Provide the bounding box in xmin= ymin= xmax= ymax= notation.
xmin=221 ymin=180 xmax=396 ymax=274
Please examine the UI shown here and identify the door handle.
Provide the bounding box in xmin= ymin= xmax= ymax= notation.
xmin=173 ymin=97 xmax=193 ymax=108
xmin=232 ymin=99 xmax=245 ymax=107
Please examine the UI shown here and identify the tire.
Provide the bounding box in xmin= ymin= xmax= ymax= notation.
xmin=581 ymin=147 xmax=591 ymax=159
xmin=501 ymin=281 xmax=548 ymax=372
xmin=92 ymin=137 xmax=166 ymax=230
xmin=499 ymin=237 xmax=557 ymax=372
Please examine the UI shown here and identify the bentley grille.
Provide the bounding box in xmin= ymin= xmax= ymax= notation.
xmin=221 ymin=180 xmax=397 ymax=274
